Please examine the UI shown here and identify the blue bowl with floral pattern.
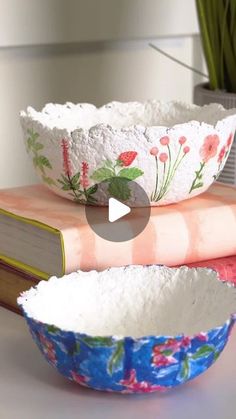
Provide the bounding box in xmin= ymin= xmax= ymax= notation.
xmin=18 ymin=265 xmax=236 ymax=394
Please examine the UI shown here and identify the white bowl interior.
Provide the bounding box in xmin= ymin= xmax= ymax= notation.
xmin=18 ymin=266 xmax=236 ymax=338
xmin=21 ymin=101 xmax=236 ymax=131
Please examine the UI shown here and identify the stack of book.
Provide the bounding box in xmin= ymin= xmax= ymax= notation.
xmin=1 ymin=182 xmax=236 ymax=313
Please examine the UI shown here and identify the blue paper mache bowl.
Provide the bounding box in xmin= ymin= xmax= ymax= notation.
xmin=18 ymin=265 xmax=236 ymax=394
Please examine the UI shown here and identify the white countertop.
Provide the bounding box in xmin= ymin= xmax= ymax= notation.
xmin=0 ymin=306 xmax=236 ymax=419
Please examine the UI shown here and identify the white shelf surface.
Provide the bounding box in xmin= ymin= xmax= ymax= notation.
xmin=0 ymin=306 xmax=236 ymax=419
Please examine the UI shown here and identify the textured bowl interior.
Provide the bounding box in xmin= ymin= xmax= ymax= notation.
xmin=21 ymin=101 xmax=236 ymax=130
xmin=18 ymin=265 xmax=236 ymax=338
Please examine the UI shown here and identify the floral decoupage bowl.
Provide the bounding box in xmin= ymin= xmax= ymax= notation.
xmin=18 ymin=265 xmax=236 ymax=394
xmin=20 ymin=101 xmax=236 ymax=207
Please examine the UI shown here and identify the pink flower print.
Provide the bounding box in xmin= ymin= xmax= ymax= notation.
xmin=153 ymin=354 xmax=177 ymax=367
xmin=183 ymin=146 xmax=190 ymax=154
xmin=38 ymin=333 xmax=57 ymax=365
xmin=179 ymin=136 xmax=187 ymax=145
xmin=227 ymin=133 xmax=233 ymax=148
xmin=61 ymin=139 xmax=72 ymax=177
xmin=159 ymin=152 xmax=168 ymax=163
xmin=218 ymin=145 xmax=226 ymax=163
xmin=150 ymin=147 xmax=159 ymax=156
xmin=166 ymin=338 xmax=177 ymax=347
xmin=181 ymin=336 xmax=191 ymax=348
xmin=47 ymin=348 xmax=57 ymax=364
xmin=120 ymin=369 xmax=165 ymax=393
xmin=80 ymin=161 xmax=89 ymax=188
xmin=71 ymin=371 xmax=89 ymax=386
xmin=200 ymin=134 xmax=220 ymax=163
xmin=190 ymin=134 xmax=220 ymax=194
xmin=160 ymin=136 xmax=170 ymax=146
xmin=150 ymin=135 xmax=189 ymax=202
xmin=118 ymin=151 xmax=137 ymax=166
xmin=195 ymin=332 xmax=208 ymax=342
xmin=153 ymin=340 xmax=175 ymax=354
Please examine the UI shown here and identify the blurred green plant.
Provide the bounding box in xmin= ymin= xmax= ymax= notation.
xmin=196 ymin=0 xmax=236 ymax=92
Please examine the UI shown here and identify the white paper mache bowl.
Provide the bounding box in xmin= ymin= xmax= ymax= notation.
xmin=20 ymin=101 xmax=236 ymax=207
xmin=17 ymin=265 xmax=236 ymax=394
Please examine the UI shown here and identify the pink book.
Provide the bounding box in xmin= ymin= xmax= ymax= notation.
xmin=184 ymin=256 xmax=236 ymax=284
xmin=0 ymin=182 xmax=236 ymax=278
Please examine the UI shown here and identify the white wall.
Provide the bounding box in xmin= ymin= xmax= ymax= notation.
xmin=0 ymin=0 xmax=202 ymax=189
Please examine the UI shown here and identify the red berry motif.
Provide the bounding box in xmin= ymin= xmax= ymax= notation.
xmin=179 ymin=136 xmax=187 ymax=145
xmin=118 ymin=151 xmax=138 ymax=166
xmin=183 ymin=146 xmax=190 ymax=154
xmin=150 ymin=147 xmax=159 ymax=156
xmin=160 ymin=136 xmax=170 ymax=146
xmin=159 ymin=152 xmax=168 ymax=163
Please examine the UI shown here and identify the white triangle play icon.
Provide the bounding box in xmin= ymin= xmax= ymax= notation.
xmin=108 ymin=198 xmax=131 ymax=223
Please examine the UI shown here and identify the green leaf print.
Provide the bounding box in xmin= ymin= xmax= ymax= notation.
xmin=86 ymin=195 xmax=97 ymax=204
xmin=119 ymin=167 xmax=144 ymax=180
xmin=108 ymin=177 xmax=131 ymax=201
xmin=68 ymin=342 xmax=81 ymax=356
xmin=26 ymin=129 xmax=39 ymax=151
xmin=70 ymin=172 xmax=81 ymax=186
xmin=33 ymin=155 xmax=52 ymax=171
xmin=34 ymin=142 xmax=44 ymax=151
xmin=213 ymin=350 xmax=221 ymax=361
xmin=86 ymin=184 xmax=98 ymax=195
xmin=91 ymin=167 xmax=114 ymax=182
xmin=191 ymin=345 xmax=214 ymax=359
xmin=108 ymin=341 xmax=124 ymax=375
xmin=82 ymin=336 xmax=114 ymax=347
xmin=162 ymin=349 xmax=173 ymax=356
xmin=104 ymin=160 xmax=114 ymax=168
xmin=42 ymin=175 xmax=56 ymax=186
xmin=180 ymin=357 xmax=189 ymax=380
xmin=61 ymin=183 xmax=73 ymax=191
xmin=47 ymin=325 xmax=60 ymax=333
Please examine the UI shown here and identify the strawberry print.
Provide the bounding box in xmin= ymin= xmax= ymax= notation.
xmin=91 ymin=151 xmax=143 ymax=201
xmin=118 ymin=151 xmax=138 ymax=167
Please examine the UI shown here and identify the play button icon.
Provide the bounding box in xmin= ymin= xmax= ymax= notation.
xmin=108 ymin=198 xmax=131 ymax=222
xmin=85 ymin=180 xmax=151 ymax=242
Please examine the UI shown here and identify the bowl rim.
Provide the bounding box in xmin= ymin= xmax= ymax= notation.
xmin=19 ymin=100 xmax=236 ymax=134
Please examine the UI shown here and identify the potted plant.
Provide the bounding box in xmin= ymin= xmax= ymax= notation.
xmin=194 ymin=0 xmax=236 ymax=185
xmin=194 ymin=0 xmax=236 ymax=108
xmin=150 ymin=0 xmax=236 ymax=184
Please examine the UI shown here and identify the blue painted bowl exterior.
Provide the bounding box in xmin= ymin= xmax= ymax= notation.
xmin=22 ymin=310 xmax=235 ymax=393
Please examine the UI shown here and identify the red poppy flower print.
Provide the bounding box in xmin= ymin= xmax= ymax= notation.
xmin=118 ymin=151 xmax=137 ymax=166
xmin=120 ymin=369 xmax=166 ymax=393
xmin=218 ymin=145 xmax=226 ymax=163
xmin=227 ymin=133 xmax=233 ymax=148
xmin=200 ymin=134 xmax=220 ymax=163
